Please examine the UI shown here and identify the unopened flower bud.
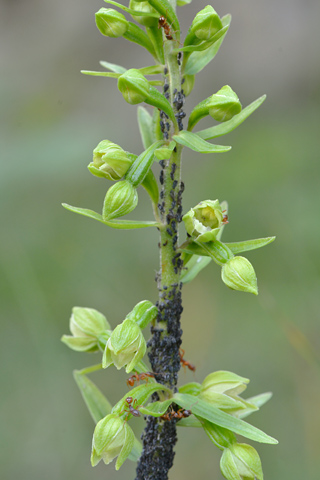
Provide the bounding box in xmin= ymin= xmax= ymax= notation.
xmin=220 ymin=444 xmax=263 ymax=480
xmin=89 ymin=140 xmax=132 ymax=181
xmin=61 ymin=307 xmax=110 ymax=352
xmin=221 ymin=256 xmax=258 ymax=295
xmin=191 ymin=6 xmax=223 ymax=41
xmin=103 ymin=319 xmax=146 ymax=372
xmin=125 ymin=300 xmax=158 ymax=329
xmin=103 ymin=180 xmax=138 ymax=220
xmin=183 ymin=200 xmax=224 ymax=242
xmin=95 ymin=8 xmax=129 ymax=38
xmin=91 ymin=414 xmax=134 ymax=470
xmin=129 ymin=0 xmax=158 ymax=27
xmin=208 ymin=85 xmax=242 ymax=122
xmin=118 ymin=69 xmax=150 ymax=105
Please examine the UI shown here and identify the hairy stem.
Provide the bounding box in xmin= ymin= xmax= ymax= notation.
xmin=135 ymin=18 xmax=186 ymax=480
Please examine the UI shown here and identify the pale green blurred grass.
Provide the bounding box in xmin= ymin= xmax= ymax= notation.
xmin=1 ymin=1 xmax=320 ymax=479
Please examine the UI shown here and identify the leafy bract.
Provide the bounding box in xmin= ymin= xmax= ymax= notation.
xmin=73 ymin=371 xmax=112 ymax=423
xmin=173 ymin=130 xmax=231 ymax=153
xmin=62 ymin=204 xmax=160 ymax=229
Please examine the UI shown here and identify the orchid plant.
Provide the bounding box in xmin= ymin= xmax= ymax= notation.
xmin=62 ymin=1 xmax=278 ymax=479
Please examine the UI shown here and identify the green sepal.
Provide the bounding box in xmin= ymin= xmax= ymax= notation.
xmin=61 ymin=335 xmax=99 ymax=352
xmin=180 ymin=255 xmax=211 ymax=283
xmin=177 ymin=0 xmax=192 ymax=5
xmin=184 ymin=15 xmax=231 ymax=75
xmin=100 ymin=60 xmax=127 ymax=73
xmin=73 ymin=371 xmax=112 ymax=423
xmin=179 ymin=382 xmax=201 ymax=396
xmin=197 ymin=95 xmax=266 ymax=140
xmin=173 ymin=393 xmax=278 ymax=444
xmin=202 ymin=420 xmax=237 ymax=450
xmin=225 ymin=236 xmax=276 ymax=255
xmin=128 ymin=437 xmax=142 ymax=462
xmin=125 ymin=140 xmax=164 ymax=186
xmin=137 ymin=106 xmax=154 ymax=149
xmin=173 ymin=130 xmax=231 ymax=153
xmin=112 ymin=383 xmax=172 ymax=417
xmin=146 ymin=25 xmax=165 ymax=64
xmin=115 ymin=424 xmax=135 ymax=470
xmin=104 ymin=0 xmax=159 ymax=19
xmin=124 ymin=22 xmax=157 ymax=57
xmin=139 ymin=399 xmax=173 ymax=417
xmin=62 ymin=204 xmax=160 ymax=229
xmin=154 ymin=141 xmax=176 ymax=160
xmin=238 ymin=393 xmax=273 ymax=420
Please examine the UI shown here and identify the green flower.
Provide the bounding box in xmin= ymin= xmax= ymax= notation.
xmin=102 ymin=319 xmax=146 ymax=372
xmin=91 ymin=414 xmax=134 ymax=470
xmin=220 ymin=444 xmax=263 ymax=480
xmin=183 ymin=199 xmax=224 ymax=242
xmin=89 ymin=140 xmax=132 ymax=181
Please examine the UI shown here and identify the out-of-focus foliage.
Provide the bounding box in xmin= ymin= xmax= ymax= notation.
xmin=1 ymin=0 xmax=320 ymax=479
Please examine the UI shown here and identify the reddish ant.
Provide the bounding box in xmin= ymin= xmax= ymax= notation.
xmin=222 ymin=210 xmax=229 ymax=225
xmin=126 ymin=372 xmax=155 ymax=387
xmin=121 ymin=396 xmax=141 ymax=420
xmin=161 ymin=407 xmax=192 ymax=422
xmin=158 ymin=15 xmax=173 ymax=41
xmin=179 ymin=348 xmax=196 ymax=372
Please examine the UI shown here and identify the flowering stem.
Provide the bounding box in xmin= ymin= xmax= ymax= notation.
xmin=135 ymin=9 xmax=186 ymax=479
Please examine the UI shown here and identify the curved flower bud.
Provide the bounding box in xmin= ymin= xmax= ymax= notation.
xmin=183 ymin=199 xmax=224 ymax=242
xmin=220 ymin=444 xmax=263 ymax=480
xmin=118 ymin=69 xmax=150 ymax=105
xmin=129 ymin=0 xmax=158 ymax=27
xmin=61 ymin=307 xmax=111 ymax=352
xmin=91 ymin=414 xmax=134 ymax=470
xmin=208 ymin=85 xmax=242 ymax=122
xmin=221 ymin=256 xmax=258 ymax=295
xmin=95 ymin=8 xmax=129 ymax=38
xmin=103 ymin=180 xmax=138 ymax=220
xmin=118 ymin=69 xmax=176 ymax=123
xmin=89 ymin=140 xmax=132 ymax=181
xmin=191 ymin=6 xmax=223 ymax=41
xmin=188 ymin=86 xmax=241 ymax=130
xmin=102 ymin=319 xmax=146 ymax=372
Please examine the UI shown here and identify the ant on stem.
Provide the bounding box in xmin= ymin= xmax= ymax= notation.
xmin=158 ymin=15 xmax=173 ymax=41
xmin=179 ymin=348 xmax=196 ymax=372
xmin=161 ymin=407 xmax=192 ymax=422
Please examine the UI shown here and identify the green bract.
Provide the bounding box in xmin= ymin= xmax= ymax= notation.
xmin=221 ymin=256 xmax=258 ymax=295
xmin=90 ymin=140 xmax=132 ymax=181
xmin=103 ymin=319 xmax=146 ymax=372
xmin=95 ymin=8 xmax=129 ymax=38
xmin=103 ymin=180 xmax=138 ymax=220
xmin=183 ymin=199 xmax=224 ymax=242
xmin=61 ymin=307 xmax=110 ymax=352
xmin=91 ymin=414 xmax=134 ymax=469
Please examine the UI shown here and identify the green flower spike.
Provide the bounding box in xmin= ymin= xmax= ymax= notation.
xmin=183 ymin=199 xmax=224 ymax=242
xmin=188 ymin=86 xmax=242 ymax=130
xmin=103 ymin=180 xmax=138 ymax=220
xmin=89 ymin=140 xmax=133 ymax=181
xmin=95 ymin=8 xmax=129 ymax=38
xmin=61 ymin=307 xmax=111 ymax=352
xmin=221 ymin=256 xmax=258 ymax=295
xmin=91 ymin=414 xmax=134 ymax=470
xmin=220 ymin=443 xmax=263 ymax=480
xmin=102 ymin=319 xmax=146 ymax=372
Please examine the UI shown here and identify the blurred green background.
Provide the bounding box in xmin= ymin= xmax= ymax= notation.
xmin=1 ymin=0 xmax=320 ymax=478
